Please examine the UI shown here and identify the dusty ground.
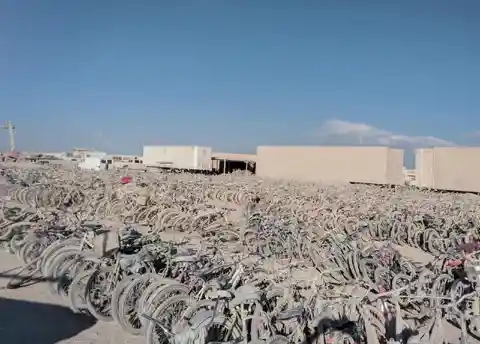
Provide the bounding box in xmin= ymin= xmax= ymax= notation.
xmin=0 ymin=248 xmax=474 ymax=344
xmin=0 ymin=251 xmax=144 ymax=344
xmin=0 ymin=167 xmax=143 ymax=344
xmin=0 ymin=163 xmax=477 ymax=343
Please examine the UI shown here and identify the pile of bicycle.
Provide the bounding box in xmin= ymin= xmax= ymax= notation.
xmin=2 ymin=166 xmax=480 ymax=344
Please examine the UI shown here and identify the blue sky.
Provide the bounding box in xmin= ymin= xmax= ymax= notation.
xmin=0 ymin=1 xmax=478 ymax=157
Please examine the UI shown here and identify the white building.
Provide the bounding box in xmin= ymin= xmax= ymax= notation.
xmin=67 ymin=148 xmax=107 ymax=161
xmin=143 ymin=145 xmax=212 ymax=171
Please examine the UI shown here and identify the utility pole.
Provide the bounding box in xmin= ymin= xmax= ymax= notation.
xmin=2 ymin=120 xmax=16 ymax=152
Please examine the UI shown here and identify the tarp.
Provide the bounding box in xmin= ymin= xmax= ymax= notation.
xmin=120 ymin=176 xmax=132 ymax=184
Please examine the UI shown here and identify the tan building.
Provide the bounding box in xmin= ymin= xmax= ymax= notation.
xmin=416 ymin=147 xmax=480 ymax=192
xmin=255 ymin=146 xmax=405 ymax=185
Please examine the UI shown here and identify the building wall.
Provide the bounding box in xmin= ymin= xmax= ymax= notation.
xmin=256 ymin=146 xmax=405 ymax=185
xmin=416 ymin=147 xmax=480 ymax=192
xmin=143 ymin=146 xmax=212 ymax=170
xmin=70 ymin=149 xmax=107 ymax=161
xmin=85 ymin=151 xmax=107 ymax=159
xmin=106 ymin=154 xmax=143 ymax=164
xmin=40 ymin=152 xmax=67 ymax=159
xmin=415 ymin=148 xmax=434 ymax=188
xmin=386 ymin=148 xmax=405 ymax=185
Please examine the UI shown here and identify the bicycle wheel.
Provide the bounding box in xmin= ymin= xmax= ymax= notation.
xmin=68 ymin=268 xmax=95 ymax=313
xmin=46 ymin=249 xmax=83 ymax=294
xmin=111 ymin=276 xmax=137 ymax=325
xmin=142 ymin=283 xmax=189 ymax=330
xmin=56 ymin=254 xmax=100 ymax=299
xmin=84 ymin=266 xmax=117 ymax=322
xmin=145 ymin=294 xmax=196 ymax=344
xmin=173 ymin=311 xmax=241 ymax=344
xmin=118 ymin=273 xmax=159 ymax=335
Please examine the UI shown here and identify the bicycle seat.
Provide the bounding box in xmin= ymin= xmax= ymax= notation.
xmin=230 ymin=285 xmax=261 ymax=307
xmin=196 ymin=263 xmax=234 ymax=280
xmin=276 ymin=307 xmax=305 ymax=321
xmin=172 ymin=255 xmax=198 ymax=263
xmin=83 ymin=223 xmax=103 ymax=231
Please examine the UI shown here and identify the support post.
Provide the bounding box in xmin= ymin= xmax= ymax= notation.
xmin=2 ymin=120 xmax=15 ymax=152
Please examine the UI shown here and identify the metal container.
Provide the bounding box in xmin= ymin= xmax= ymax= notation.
xmin=256 ymin=146 xmax=404 ymax=185
xmin=78 ymin=157 xmax=102 ymax=171
xmin=143 ymin=145 xmax=212 ymax=171
xmin=416 ymin=147 xmax=480 ymax=192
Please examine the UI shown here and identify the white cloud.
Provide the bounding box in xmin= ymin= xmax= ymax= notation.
xmin=468 ymin=130 xmax=480 ymax=138
xmin=316 ymin=119 xmax=455 ymax=147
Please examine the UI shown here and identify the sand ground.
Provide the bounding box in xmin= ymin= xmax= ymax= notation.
xmin=0 ymin=251 xmax=144 ymax=344
xmin=0 ymin=164 xmax=476 ymax=343
xmin=0 ymin=248 xmax=475 ymax=344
